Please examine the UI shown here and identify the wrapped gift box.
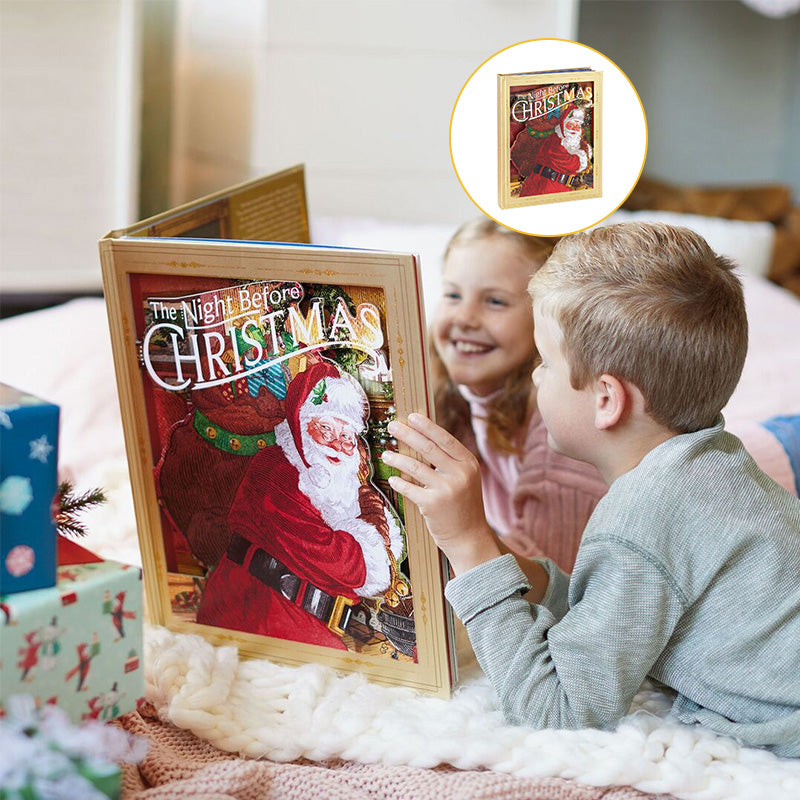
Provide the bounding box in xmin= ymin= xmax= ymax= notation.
xmin=1 ymin=538 xmax=144 ymax=725
xmin=0 ymin=383 xmax=60 ymax=595
xmin=0 ymin=693 xmax=149 ymax=799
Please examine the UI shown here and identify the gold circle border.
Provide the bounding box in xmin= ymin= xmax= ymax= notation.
xmin=448 ymin=38 xmax=648 ymax=238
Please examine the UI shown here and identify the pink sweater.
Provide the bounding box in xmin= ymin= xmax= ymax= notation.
xmin=460 ymin=387 xmax=606 ymax=573
xmin=460 ymin=388 xmax=797 ymax=574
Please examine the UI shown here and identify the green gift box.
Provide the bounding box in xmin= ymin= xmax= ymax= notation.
xmin=1 ymin=539 xmax=144 ymax=725
xmin=0 ymin=763 xmax=120 ymax=800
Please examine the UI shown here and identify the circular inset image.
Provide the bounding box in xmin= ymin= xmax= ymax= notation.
xmin=450 ymin=39 xmax=647 ymax=236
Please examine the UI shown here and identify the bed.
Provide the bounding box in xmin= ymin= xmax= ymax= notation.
xmin=2 ymin=184 xmax=800 ymax=800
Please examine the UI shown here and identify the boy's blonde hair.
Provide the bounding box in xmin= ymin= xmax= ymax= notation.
xmin=433 ymin=218 xmax=557 ymax=453
xmin=529 ymin=222 xmax=748 ymax=433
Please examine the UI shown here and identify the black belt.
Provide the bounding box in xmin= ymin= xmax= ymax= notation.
xmin=532 ymin=163 xmax=582 ymax=188
xmin=226 ymin=533 xmax=355 ymax=636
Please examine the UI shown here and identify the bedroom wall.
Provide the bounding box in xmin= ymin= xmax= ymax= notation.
xmin=578 ymin=0 xmax=800 ymax=200
xmin=16 ymin=1 xmax=798 ymax=300
xmin=0 ymin=0 xmax=141 ymax=298
xmin=1 ymin=0 xmax=578 ymax=302
xmin=140 ymin=0 xmax=177 ymax=220
xmin=164 ymin=0 xmax=579 ymax=225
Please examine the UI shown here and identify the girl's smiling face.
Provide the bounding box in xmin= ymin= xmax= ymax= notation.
xmin=433 ymin=236 xmax=536 ymax=397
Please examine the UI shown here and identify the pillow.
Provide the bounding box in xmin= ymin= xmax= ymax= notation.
xmin=600 ymin=209 xmax=776 ymax=278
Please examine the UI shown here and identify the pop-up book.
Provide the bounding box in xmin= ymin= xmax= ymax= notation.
xmin=99 ymin=166 xmax=455 ymax=696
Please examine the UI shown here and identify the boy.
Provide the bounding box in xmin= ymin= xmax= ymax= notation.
xmin=382 ymin=222 xmax=800 ymax=757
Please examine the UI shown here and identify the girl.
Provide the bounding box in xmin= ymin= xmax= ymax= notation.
xmin=430 ymin=218 xmax=606 ymax=572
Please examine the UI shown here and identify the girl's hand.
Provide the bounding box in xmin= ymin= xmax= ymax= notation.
xmin=382 ymin=413 xmax=502 ymax=575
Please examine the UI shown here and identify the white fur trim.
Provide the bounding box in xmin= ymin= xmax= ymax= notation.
xmin=384 ymin=507 xmax=403 ymax=561
xmin=339 ymin=516 xmax=391 ymax=597
xmin=577 ymin=150 xmax=588 ymax=172
xmin=275 ymin=419 xmax=301 ymax=470
xmin=299 ymin=375 xmax=367 ymax=433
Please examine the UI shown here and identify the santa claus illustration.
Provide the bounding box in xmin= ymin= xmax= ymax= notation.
xmin=155 ymin=341 xmax=286 ymax=569
xmin=196 ymin=359 xmax=405 ymax=650
xmin=516 ymin=104 xmax=593 ymax=197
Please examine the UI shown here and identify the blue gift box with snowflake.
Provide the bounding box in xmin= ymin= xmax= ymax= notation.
xmin=0 ymin=384 xmax=60 ymax=595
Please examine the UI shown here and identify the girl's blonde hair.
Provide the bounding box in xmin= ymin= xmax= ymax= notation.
xmin=433 ymin=218 xmax=557 ymax=453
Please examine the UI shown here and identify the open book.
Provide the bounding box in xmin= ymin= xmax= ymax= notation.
xmin=99 ymin=166 xmax=456 ymax=696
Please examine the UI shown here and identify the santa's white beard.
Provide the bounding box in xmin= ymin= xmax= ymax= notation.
xmin=560 ymin=129 xmax=583 ymax=155
xmin=299 ymin=435 xmax=362 ymax=530
xmin=273 ymin=418 xmax=397 ymax=597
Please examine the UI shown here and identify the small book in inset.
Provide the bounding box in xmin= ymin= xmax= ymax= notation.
xmin=498 ymin=69 xmax=602 ymax=209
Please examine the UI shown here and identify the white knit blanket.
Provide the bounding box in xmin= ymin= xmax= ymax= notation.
xmin=143 ymin=624 xmax=800 ymax=800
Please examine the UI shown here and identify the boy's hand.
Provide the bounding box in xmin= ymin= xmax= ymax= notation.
xmin=382 ymin=413 xmax=502 ymax=575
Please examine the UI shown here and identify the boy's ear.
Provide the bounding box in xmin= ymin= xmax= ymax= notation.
xmin=594 ymin=374 xmax=627 ymax=430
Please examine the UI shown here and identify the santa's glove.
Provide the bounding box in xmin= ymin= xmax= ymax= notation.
xmin=358 ymin=484 xmax=391 ymax=547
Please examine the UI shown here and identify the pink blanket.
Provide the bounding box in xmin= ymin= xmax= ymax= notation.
xmin=116 ymin=703 xmax=676 ymax=800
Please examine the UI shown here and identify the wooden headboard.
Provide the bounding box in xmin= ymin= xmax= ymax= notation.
xmin=623 ymin=177 xmax=800 ymax=298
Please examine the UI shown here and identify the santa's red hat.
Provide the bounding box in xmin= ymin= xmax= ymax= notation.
xmin=285 ymin=360 xmax=369 ymax=468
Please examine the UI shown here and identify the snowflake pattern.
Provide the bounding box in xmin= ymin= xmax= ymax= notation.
xmin=5 ymin=544 xmax=35 ymax=577
xmin=29 ymin=435 xmax=54 ymax=464
xmin=0 ymin=407 xmax=15 ymax=429
xmin=0 ymin=475 xmax=33 ymax=515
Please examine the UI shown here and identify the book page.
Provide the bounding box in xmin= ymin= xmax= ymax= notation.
xmin=109 ymin=165 xmax=309 ymax=244
xmin=227 ymin=172 xmax=308 ymax=243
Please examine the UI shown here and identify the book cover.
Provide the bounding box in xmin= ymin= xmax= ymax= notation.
xmin=498 ymin=69 xmax=602 ymax=209
xmin=99 ymin=167 xmax=455 ymax=697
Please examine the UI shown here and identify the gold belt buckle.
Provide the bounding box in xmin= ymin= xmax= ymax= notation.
xmin=327 ymin=594 xmax=355 ymax=636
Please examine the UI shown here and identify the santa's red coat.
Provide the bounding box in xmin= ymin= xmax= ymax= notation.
xmin=196 ymin=443 xmax=374 ymax=650
xmin=519 ymin=132 xmax=586 ymax=197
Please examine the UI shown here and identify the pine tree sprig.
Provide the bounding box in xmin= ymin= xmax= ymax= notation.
xmin=55 ymin=480 xmax=107 ymax=538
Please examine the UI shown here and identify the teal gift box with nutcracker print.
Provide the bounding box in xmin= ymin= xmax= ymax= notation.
xmin=0 ymin=384 xmax=60 ymax=595
xmin=0 ymin=539 xmax=144 ymax=725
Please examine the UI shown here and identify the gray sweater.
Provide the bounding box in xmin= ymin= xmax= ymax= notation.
xmin=446 ymin=419 xmax=800 ymax=757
